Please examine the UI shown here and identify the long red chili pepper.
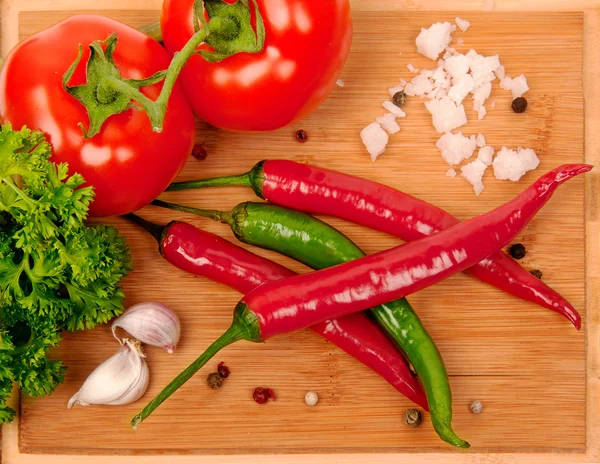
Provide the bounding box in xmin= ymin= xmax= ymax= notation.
xmin=240 ymin=164 xmax=590 ymax=338
xmin=134 ymin=164 xmax=589 ymax=437
xmin=169 ymin=160 xmax=582 ymax=328
xmin=126 ymin=215 xmax=428 ymax=410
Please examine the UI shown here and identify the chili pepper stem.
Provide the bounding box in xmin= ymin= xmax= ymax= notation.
xmin=167 ymin=161 xmax=265 ymax=197
xmin=168 ymin=172 xmax=251 ymax=191
xmin=123 ymin=213 xmax=165 ymax=243
xmin=132 ymin=302 xmax=262 ymax=428
xmin=151 ymin=199 xmax=224 ymax=222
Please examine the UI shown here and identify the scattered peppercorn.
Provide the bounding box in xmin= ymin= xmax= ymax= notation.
xmin=253 ymin=387 xmax=276 ymax=404
xmin=511 ymin=97 xmax=528 ymax=113
xmin=217 ymin=361 xmax=230 ymax=378
xmin=469 ymin=400 xmax=484 ymax=414
xmin=206 ymin=372 xmax=224 ymax=389
xmin=509 ymin=243 xmax=527 ymax=260
xmin=403 ymin=408 xmax=422 ymax=427
xmin=530 ymin=269 xmax=543 ymax=279
xmin=191 ymin=143 xmax=208 ymax=160
xmin=304 ymin=391 xmax=319 ymax=406
xmin=392 ymin=90 xmax=407 ymax=107
xmin=295 ymin=129 xmax=308 ymax=143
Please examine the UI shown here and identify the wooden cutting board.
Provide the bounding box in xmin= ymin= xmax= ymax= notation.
xmin=1 ymin=1 xmax=599 ymax=462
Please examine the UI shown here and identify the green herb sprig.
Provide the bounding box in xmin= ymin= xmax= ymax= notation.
xmin=0 ymin=124 xmax=131 ymax=422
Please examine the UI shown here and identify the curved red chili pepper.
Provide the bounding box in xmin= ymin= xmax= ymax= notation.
xmin=242 ymin=164 xmax=590 ymax=339
xmin=259 ymin=160 xmax=582 ymax=328
xmin=157 ymin=221 xmax=429 ymax=409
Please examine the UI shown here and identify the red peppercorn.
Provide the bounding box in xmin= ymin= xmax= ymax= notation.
xmin=295 ymin=130 xmax=308 ymax=143
xmin=217 ymin=361 xmax=230 ymax=378
xmin=253 ymin=387 xmax=275 ymax=404
xmin=191 ymin=144 xmax=208 ymax=160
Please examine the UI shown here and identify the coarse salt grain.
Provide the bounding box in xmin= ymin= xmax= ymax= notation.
xmin=436 ymin=132 xmax=478 ymax=165
xmin=376 ymin=113 xmax=401 ymax=134
xmin=448 ymin=74 xmax=475 ymax=105
xmin=461 ymin=159 xmax=487 ymax=195
xmin=469 ymin=52 xmax=499 ymax=88
xmin=492 ymin=146 xmax=540 ymax=181
xmin=472 ymin=82 xmax=492 ymax=108
xmin=455 ymin=17 xmax=471 ymax=32
xmin=382 ymin=101 xmax=407 ymax=117
xmin=482 ymin=0 xmax=494 ymax=11
xmin=361 ymin=122 xmax=389 ymax=162
xmin=416 ymin=22 xmax=456 ymax=60
xmin=494 ymin=65 xmax=505 ymax=80
xmin=475 ymin=133 xmax=486 ymax=147
xmin=405 ymin=72 xmax=434 ymax=96
xmin=407 ymin=63 xmax=419 ymax=73
xmin=457 ymin=37 xmax=465 ymax=46
xmin=388 ymin=82 xmax=405 ymax=97
xmin=477 ymin=146 xmax=494 ymax=166
xmin=477 ymin=106 xmax=487 ymax=120
xmin=444 ymin=54 xmax=471 ymax=80
xmin=425 ymin=97 xmax=468 ymax=133
xmin=500 ymin=75 xmax=529 ymax=98
xmin=446 ymin=168 xmax=457 ymax=177
xmin=336 ymin=79 xmax=345 ymax=87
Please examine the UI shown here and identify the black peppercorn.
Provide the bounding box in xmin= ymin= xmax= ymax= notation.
xmin=509 ymin=243 xmax=527 ymax=260
xmin=392 ymin=90 xmax=407 ymax=107
xmin=511 ymin=97 xmax=528 ymax=113
xmin=207 ymin=372 xmax=224 ymax=389
xmin=404 ymin=408 xmax=422 ymax=427
xmin=295 ymin=129 xmax=308 ymax=143
xmin=530 ymin=269 xmax=543 ymax=279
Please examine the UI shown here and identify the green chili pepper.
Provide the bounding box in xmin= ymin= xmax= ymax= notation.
xmin=152 ymin=199 xmax=468 ymax=448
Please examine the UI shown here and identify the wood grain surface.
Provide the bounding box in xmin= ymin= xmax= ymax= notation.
xmin=1 ymin=1 xmax=598 ymax=463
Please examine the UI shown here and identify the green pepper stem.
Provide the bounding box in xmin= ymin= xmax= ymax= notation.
xmin=167 ymin=171 xmax=252 ymax=191
xmin=151 ymin=199 xmax=230 ymax=224
xmin=132 ymin=302 xmax=261 ymax=427
xmin=131 ymin=323 xmax=244 ymax=428
xmin=139 ymin=21 xmax=162 ymax=42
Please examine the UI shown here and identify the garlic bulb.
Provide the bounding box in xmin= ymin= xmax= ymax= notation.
xmin=68 ymin=338 xmax=149 ymax=409
xmin=112 ymin=302 xmax=181 ymax=353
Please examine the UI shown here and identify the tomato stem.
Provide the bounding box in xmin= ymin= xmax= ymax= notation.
xmin=64 ymin=0 xmax=266 ymax=138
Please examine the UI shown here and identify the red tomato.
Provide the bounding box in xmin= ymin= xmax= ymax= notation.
xmin=161 ymin=0 xmax=352 ymax=131
xmin=0 ymin=15 xmax=195 ymax=217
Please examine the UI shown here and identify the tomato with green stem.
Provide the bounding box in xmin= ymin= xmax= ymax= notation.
xmin=0 ymin=15 xmax=196 ymax=217
xmin=0 ymin=3 xmax=266 ymax=216
xmin=161 ymin=0 xmax=353 ymax=131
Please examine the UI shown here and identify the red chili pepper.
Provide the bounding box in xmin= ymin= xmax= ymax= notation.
xmin=126 ymin=215 xmax=428 ymax=410
xmin=169 ymin=161 xmax=582 ymax=328
xmin=242 ymin=164 xmax=589 ymax=339
xmin=134 ymin=164 xmax=589 ymax=435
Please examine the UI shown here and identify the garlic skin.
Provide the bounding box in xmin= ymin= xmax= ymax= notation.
xmin=112 ymin=302 xmax=181 ymax=353
xmin=68 ymin=339 xmax=149 ymax=409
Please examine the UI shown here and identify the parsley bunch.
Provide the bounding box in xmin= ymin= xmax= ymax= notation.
xmin=0 ymin=124 xmax=131 ymax=422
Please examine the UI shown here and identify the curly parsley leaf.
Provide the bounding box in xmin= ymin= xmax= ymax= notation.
xmin=0 ymin=124 xmax=131 ymax=423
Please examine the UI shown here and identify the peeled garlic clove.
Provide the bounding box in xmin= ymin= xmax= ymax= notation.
xmin=112 ymin=302 xmax=181 ymax=353
xmin=68 ymin=339 xmax=149 ymax=409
